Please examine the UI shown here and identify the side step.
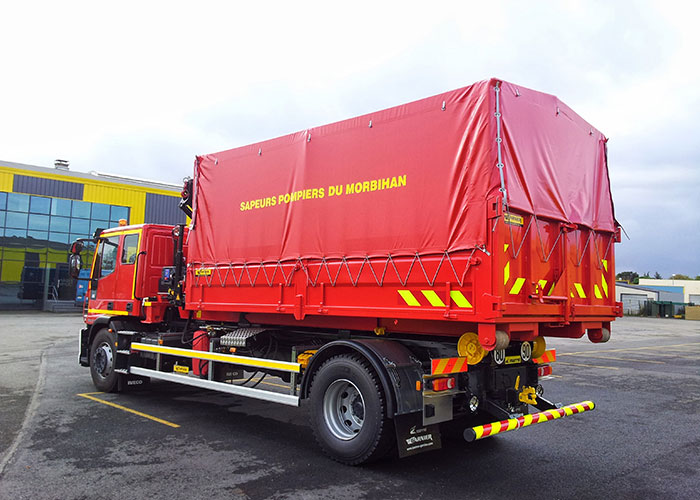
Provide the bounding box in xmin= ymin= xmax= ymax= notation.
xmin=129 ymin=367 xmax=299 ymax=406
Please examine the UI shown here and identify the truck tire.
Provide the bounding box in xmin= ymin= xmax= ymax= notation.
xmin=309 ymin=354 xmax=395 ymax=465
xmin=90 ymin=329 xmax=119 ymax=392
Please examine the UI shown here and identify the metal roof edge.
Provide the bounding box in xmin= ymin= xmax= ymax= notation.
xmin=0 ymin=160 xmax=182 ymax=192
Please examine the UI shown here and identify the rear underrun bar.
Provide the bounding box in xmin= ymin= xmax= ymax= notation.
xmin=463 ymin=401 xmax=595 ymax=442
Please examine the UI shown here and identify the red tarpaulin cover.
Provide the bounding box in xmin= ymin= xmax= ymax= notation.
xmin=190 ymin=79 xmax=615 ymax=264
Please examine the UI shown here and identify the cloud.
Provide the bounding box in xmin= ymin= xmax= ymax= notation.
xmin=0 ymin=0 xmax=698 ymax=275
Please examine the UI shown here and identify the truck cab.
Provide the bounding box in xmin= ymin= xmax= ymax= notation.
xmin=83 ymin=223 xmax=182 ymax=326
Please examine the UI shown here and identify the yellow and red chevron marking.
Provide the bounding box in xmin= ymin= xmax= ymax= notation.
xmin=431 ymin=357 xmax=469 ymax=375
xmin=533 ymin=349 xmax=556 ymax=364
xmin=398 ymin=289 xmax=472 ymax=308
xmin=464 ymin=401 xmax=595 ymax=442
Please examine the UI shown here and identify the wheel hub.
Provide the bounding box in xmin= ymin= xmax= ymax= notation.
xmin=94 ymin=343 xmax=113 ymax=378
xmin=323 ymin=379 xmax=366 ymax=441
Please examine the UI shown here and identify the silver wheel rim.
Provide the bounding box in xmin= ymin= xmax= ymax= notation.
xmin=93 ymin=341 xmax=114 ymax=379
xmin=323 ymin=379 xmax=365 ymax=441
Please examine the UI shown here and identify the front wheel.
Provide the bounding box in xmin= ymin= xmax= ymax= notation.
xmin=90 ymin=329 xmax=120 ymax=392
xmin=309 ymin=354 xmax=395 ymax=465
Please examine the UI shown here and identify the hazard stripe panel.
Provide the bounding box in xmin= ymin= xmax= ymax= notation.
xmin=601 ymin=274 xmax=608 ymax=297
xmin=422 ymin=290 xmax=446 ymax=307
xmin=398 ymin=289 xmax=473 ymax=308
xmin=431 ymin=357 xmax=469 ymax=375
xmin=509 ymin=277 xmax=526 ymax=295
xmin=464 ymin=401 xmax=595 ymax=442
xmin=398 ymin=289 xmax=421 ymax=307
xmin=450 ymin=291 xmax=472 ymax=308
xmin=533 ymin=349 xmax=556 ymax=364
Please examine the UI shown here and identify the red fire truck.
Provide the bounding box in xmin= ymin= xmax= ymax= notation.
xmin=71 ymin=79 xmax=621 ymax=464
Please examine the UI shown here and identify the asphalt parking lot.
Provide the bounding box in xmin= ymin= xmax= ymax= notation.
xmin=1 ymin=313 xmax=699 ymax=499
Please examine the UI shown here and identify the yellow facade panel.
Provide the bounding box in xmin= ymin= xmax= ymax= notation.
xmin=1 ymin=260 xmax=24 ymax=281
xmin=0 ymin=171 xmax=13 ymax=192
xmin=0 ymin=165 xmax=179 ymax=197
xmin=82 ymin=184 xmax=147 ymax=224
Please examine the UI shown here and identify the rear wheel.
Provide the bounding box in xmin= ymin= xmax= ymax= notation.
xmin=90 ymin=329 xmax=119 ymax=392
xmin=309 ymin=354 xmax=395 ymax=465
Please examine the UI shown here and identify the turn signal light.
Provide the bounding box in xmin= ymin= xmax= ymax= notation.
xmin=537 ymin=365 xmax=552 ymax=377
xmin=431 ymin=377 xmax=456 ymax=392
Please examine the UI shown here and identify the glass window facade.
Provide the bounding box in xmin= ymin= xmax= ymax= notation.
xmin=0 ymin=191 xmax=130 ymax=308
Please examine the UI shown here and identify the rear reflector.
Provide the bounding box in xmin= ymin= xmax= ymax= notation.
xmin=534 ymin=349 xmax=556 ymax=364
xmin=431 ymin=377 xmax=456 ymax=392
xmin=431 ymin=357 xmax=469 ymax=375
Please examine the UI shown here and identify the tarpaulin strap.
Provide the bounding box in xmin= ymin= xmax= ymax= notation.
xmin=193 ymin=261 xmax=297 ymax=288
xmin=214 ymin=265 xmax=231 ymax=287
xmin=533 ymin=215 xmax=565 ymax=263
xmin=494 ymin=82 xmax=508 ymax=212
xmin=388 ymin=254 xmax=418 ymax=287
xmin=593 ymin=231 xmax=615 ymax=268
xmin=189 ymin=157 xmax=200 ymax=230
xmin=416 ymin=252 xmax=448 ymax=287
xmin=446 ymin=247 xmax=478 ymax=287
xmin=263 ymin=261 xmax=296 ymax=287
xmin=574 ymin=229 xmax=593 ymax=267
xmin=507 ymin=215 xmax=534 ymax=260
xmin=189 ymin=250 xmax=480 ymax=289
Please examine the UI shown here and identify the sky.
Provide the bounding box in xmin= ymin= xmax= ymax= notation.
xmin=1 ymin=0 xmax=698 ymax=278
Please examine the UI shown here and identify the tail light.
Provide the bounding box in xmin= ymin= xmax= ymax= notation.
xmin=537 ymin=365 xmax=552 ymax=377
xmin=431 ymin=377 xmax=456 ymax=392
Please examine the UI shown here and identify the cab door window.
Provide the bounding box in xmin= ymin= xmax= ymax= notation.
xmin=121 ymin=234 xmax=139 ymax=264
xmin=98 ymin=236 xmax=120 ymax=277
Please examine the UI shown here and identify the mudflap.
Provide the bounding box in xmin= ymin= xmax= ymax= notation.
xmin=79 ymin=327 xmax=89 ymax=366
xmin=394 ymin=411 xmax=442 ymax=458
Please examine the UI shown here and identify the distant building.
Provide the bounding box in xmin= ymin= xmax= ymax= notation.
xmin=638 ymin=278 xmax=700 ymax=304
xmin=0 ymin=160 xmax=185 ymax=310
xmin=615 ymin=282 xmax=659 ymax=315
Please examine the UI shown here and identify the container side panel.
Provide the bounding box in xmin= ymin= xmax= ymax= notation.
xmin=190 ymin=80 xmax=499 ymax=264
xmin=499 ymin=82 xmax=616 ymax=232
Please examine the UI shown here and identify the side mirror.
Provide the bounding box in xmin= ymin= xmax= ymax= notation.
xmin=69 ymin=254 xmax=83 ymax=279
xmin=70 ymin=240 xmax=84 ymax=254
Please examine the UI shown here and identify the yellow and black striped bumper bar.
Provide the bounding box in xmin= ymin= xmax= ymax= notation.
xmin=464 ymin=401 xmax=595 ymax=442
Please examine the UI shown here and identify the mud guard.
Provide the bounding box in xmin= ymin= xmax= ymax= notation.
xmin=300 ymin=339 xmax=424 ymax=418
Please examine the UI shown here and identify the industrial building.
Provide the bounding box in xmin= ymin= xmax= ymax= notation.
xmin=638 ymin=278 xmax=700 ymax=305
xmin=615 ymin=282 xmax=659 ymax=315
xmin=0 ymin=160 xmax=185 ymax=310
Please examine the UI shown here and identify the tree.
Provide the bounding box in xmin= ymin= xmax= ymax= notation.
xmin=616 ymin=271 xmax=639 ymax=284
xmin=670 ymin=274 xmax=691 ymax=280
xmin=654 ymin=272 xmax=662 ymax=279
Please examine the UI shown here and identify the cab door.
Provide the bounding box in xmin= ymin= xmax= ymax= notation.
xmin=88 ymin=234 xmax=121 ymax=314
xmin=114 ymin=232 xmax=141 ymax=308
xmin=88 ymin=230 xmax=142 ymax=316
